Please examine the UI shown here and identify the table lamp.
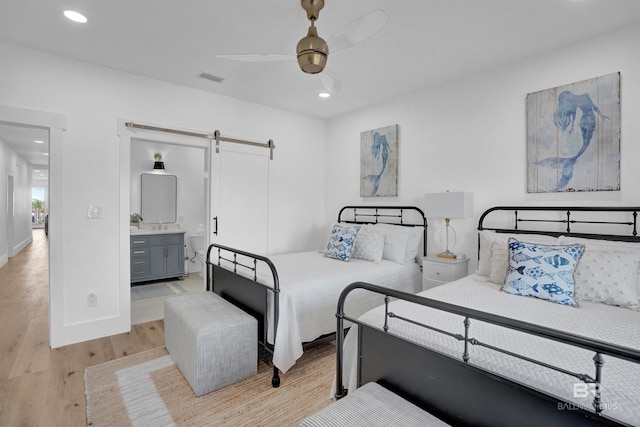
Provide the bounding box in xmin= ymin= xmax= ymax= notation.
xmin=425 ymin=191 xmax=473 ymax=259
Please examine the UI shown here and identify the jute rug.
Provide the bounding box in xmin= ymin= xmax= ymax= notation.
xmin=85 ymin=344 xmax=336 ymax=426
xmin=131 ymin=282 xmax=188 ymax=301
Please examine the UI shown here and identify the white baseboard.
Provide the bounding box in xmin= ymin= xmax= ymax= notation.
xmin=12 ymin=235 xmax=33 ymax=256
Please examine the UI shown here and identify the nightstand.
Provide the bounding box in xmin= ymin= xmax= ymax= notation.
xmin=422 ymin=256 xmax=470 ymax=291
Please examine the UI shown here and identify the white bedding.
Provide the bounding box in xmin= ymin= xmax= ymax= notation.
xmin=340 ymin=275 xmax=640 ymax=425
xmin=224 ymin=251 xmax=422 ymax=373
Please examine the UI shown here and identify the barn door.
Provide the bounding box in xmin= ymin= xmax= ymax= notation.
xmin=211 ymin=143 xmax=269 ymax=255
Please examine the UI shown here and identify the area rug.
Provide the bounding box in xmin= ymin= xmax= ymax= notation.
xmin=131 ymin=282 xmax=188 ymax=301
xmin=85 ymin=344 xmax=335 ymax=426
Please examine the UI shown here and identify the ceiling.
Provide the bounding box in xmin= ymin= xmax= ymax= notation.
xmin=1 ymin=1 xmax=639 ymax=174
xmin=0 ymin=124 xmax=49 ymax=182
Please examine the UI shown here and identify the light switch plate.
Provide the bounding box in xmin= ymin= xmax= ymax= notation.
xmin=87 ymin=205 xmax=103 ymax=219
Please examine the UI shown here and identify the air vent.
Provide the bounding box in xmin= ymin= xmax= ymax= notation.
xmin=198 ymin=72 xmax=224 ymax=83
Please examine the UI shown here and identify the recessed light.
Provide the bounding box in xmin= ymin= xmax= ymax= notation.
xmin=43 ymin=153 xmax=49 ymax=156
xmin=318 ymin=92 xmax=331 ymax=98
xmin=64 ymin=10 xmax=88 ymax=23
xmin=34 ymin=140 xmax=44 ymax=144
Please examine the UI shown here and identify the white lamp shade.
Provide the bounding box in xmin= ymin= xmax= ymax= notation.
xmin=425 ymin=192 xmax=474 ymax=219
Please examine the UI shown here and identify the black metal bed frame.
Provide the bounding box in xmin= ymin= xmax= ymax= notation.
xmin=205 ymin=205 xmax=427 ymax=388
xmin=334 ymin=206 xmax=640 ymax=426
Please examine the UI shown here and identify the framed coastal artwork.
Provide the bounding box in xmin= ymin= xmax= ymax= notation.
xmin=526 ymin=72 xmax=620 ymax=193
xmin=360 ymin=124 xmax=398 ymax=197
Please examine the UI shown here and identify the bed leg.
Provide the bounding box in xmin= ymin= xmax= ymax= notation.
xmin=271 ymin=366 xmax=280 ymax=388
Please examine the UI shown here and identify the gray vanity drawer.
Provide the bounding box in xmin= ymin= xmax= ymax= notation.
xmin=131 ymin=247 xmax=149 ymax=258
xmin=150 ymin=234 xmax=182 ymax=246
xmin=131 ymin=258 xmax=150 ymax=279
xmin=131 ymin=236 xmax=150 ymax=248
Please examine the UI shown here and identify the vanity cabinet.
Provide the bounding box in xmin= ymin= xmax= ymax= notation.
xmin=131 ymin=233 xmax=185 ymax=284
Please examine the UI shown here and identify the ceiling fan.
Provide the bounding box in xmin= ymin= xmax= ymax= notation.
xmin=214 ymin=1 xmax=389 ymax=96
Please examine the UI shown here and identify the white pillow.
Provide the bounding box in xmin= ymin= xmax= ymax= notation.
xmin=370 ymin=223 xmax=410 ymax=263
xmin=370 ymin=223 xmax=423 ymax=263
xmin=488 ymin=241 xmax=509 ymax=285
xmin=573 ymin=250 xmax=640 ymax=307
xmin=404 ymin=226 xmax=425 ymax=262
xmin=477 ymin=230 xmax=561 ymax=276
xmin=558 ymin=236 xmax=640 ymax=300
xmin=352 ymin=225 xmax=386 ymax=262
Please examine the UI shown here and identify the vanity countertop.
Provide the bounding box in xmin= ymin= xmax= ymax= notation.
xmin=130 ymin=227 xmax=187 ymax=235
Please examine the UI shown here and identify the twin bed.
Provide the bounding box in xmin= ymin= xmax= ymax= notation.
xmin=206 ymin=206 xmax=426 ymax=386
xmin=206 ymin=204 xmax=640 ymax=425
xmin=333 ymin=206 xmax=640 ymax=426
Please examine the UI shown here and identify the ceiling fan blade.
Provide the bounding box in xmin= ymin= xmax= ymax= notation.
xmin=326 ymin=9 xmax=389 ymax=54
xmin=214 ymin=53 xmax=295 ymax=63
xmin=319 ymin=68 xmax=344 ymax=96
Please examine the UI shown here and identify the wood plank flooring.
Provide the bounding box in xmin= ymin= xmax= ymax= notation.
xmin=0 ymin=229 xmax=164 ymax=426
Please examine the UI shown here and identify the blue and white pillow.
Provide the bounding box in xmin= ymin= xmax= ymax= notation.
xmin=324 ymin=225 xmax=360 ymax=262
xmin=503 ymin=238 xmax=585 ymax=306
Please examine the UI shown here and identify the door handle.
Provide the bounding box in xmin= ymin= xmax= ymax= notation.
xmin=213 ymin=216 xmax=218 ymax=235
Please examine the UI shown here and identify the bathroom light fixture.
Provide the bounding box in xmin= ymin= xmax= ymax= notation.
xmin=425 ymin=191 xmax=473 ymax=259
xmin=153 ymin=153 xmax=165 ymax=171
xmin=63 ymin=10 xmax=88 ymax=23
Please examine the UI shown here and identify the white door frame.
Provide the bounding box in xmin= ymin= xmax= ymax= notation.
xmin=0 ymin=104 xmax=66 ymax=347
xmin=6 ymin=174 xmax=14 ymax=257
xmin=118 ymin=119 xmax=213 ymax=310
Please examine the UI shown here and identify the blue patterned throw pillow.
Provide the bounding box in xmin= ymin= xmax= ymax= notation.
xmin=324 ymin=225 xmax=360 ymax=262
xmin=503 ymin=238 xmax=585 ymax=306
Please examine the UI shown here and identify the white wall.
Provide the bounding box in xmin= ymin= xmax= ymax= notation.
xmin=325 ymin=24 xmax=640 ymax=273
xmin=0 ymin=42 xmax=325 ymax=347
xmin=0 ymin=139 xmax=33 ymax=267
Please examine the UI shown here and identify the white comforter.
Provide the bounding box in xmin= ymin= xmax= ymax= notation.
xmin=340 ymin=275 xmax=640 ymax=425
xmin=236 ymin=251 xmax=422 ymax=373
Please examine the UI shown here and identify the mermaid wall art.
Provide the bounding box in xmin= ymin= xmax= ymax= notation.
xmin=360 ymin=124 xmax=398 ymax=197
xmin=526 ymin=72 xmax=620 ymax=193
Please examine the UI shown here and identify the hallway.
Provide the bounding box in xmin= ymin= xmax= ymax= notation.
xmin=0 ymin=229 xmax=164 ymax=426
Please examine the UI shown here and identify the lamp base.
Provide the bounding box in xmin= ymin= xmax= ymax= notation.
xmin=437 ymin=251 xmax=458 ymax=260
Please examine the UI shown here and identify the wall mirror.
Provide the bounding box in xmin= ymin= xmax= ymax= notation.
xmin=141 ymin=173 xmax=177 ymax=223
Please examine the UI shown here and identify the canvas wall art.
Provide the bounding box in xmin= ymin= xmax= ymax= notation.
xmin=360 ymin=124 xmax=398 ymax=197
xmin=526 ymin=72 xmax=620 ymax=193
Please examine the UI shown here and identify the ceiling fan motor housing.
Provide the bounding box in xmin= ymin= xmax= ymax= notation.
xmin=297 ymin=24 xmax=328 ymax=74
xmin=301 ymin=0 xmax=324 ymax=21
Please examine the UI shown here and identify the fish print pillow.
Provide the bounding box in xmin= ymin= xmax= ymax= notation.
xmin=503 ymin=238 xmax=585 ymax=306
xmin=324 ymin=224 xmax=360 ymax=262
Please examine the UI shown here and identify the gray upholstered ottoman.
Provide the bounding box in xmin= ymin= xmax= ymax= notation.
xmin=164 ymin=291 xmax=257 ymax=397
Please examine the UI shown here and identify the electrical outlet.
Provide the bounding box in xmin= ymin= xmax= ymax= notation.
xmin=87 ymin=292 xmax=97 ymax=307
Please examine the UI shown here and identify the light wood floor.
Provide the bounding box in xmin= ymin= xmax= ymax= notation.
xmin=0 ymin=229 xmax=165 ymax=426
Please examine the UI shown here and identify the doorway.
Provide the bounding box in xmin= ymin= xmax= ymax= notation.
xmin=0 ymin=104 xmax=65 ymax=346
xmin=120 ymin=121 xmax=271 ymax=326
xmin=129 ymin=137 xmax=208 ymax=324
